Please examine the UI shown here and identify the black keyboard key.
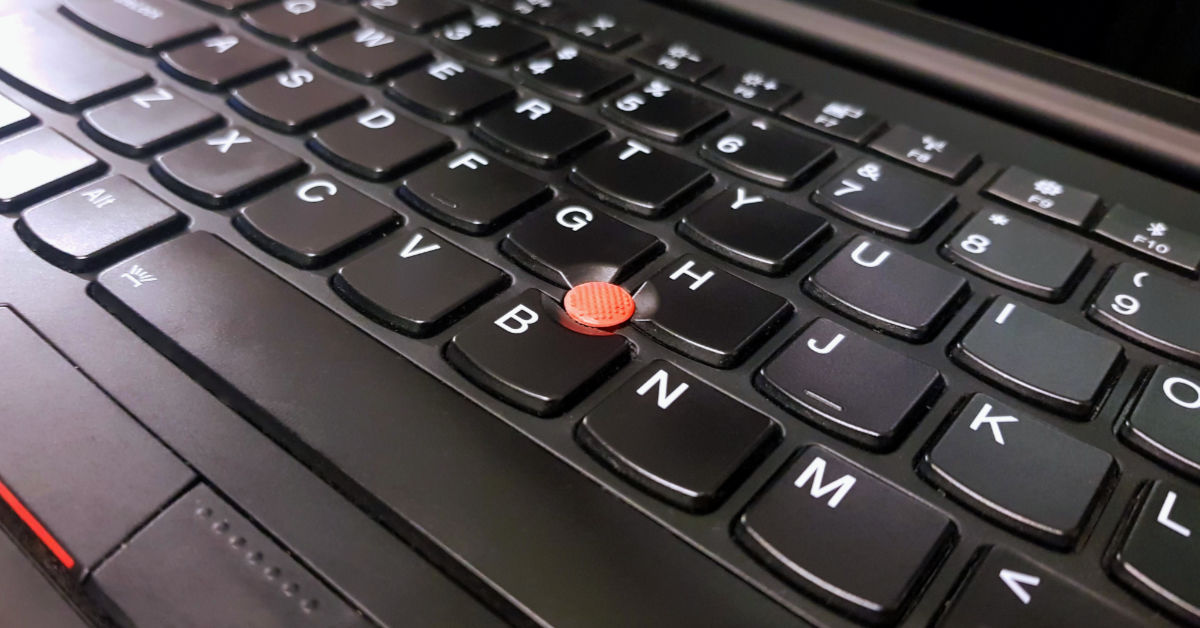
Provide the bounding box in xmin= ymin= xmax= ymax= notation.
xmin=516 ymin=45 xmax=632 ymax=103
xmin=434 ymin=13 xmax=547 ymax=65
xmin=385 ymin=60 xmax=515 ymax=123
xmin=869 ymin=125 xmax=981 ymax=181
xmin=230 ymin=67 xmax=365 ymax=133
xmin=309 ymin=26 xmax=430 ymax=82
xmin=359 ymin=0 xmax=467 ymax=33
xmin=953 ymin=298 xmax=1123 ymax=416
xmin=61 ymin=0 xmax=216 ymax=54
xmin=1 ymin=531 xmax=88 ymax=628
xmin=632 ymin=256 xmax=791 ymax=367
xmin=757 ymin=318 xmax=942 ymax=449
xmin=92 ymin=484 xmax=370 ymax=627
xmin=736 ymin=446 xmax=956 ymax=625
xmin=781 ymin=96 xmax=886 ymax=145
xmin=309 ymin=106 xmax=451 ymax=180
xmin=17 ymin=175 xmax=184 ymax=272
xmin=89 ymin=232 xmax=807 ymax=627
xmin=550 ymin=12 xmax=638 ymax=50
xmin=399 ymin=150 xmax=550 ymax=234
xmin=1121 ymin=365 xmax=1200 ymax=480
xmin=241 ymin=0 xmax=356 ymax=46
xmin=473 ymin=96 xmax=607 ymax=167
xmin=807 ymin=236 xmax=968 ymax=340
xmin=0 ymin=129 xmax=105 ymax=212
xmin=501 ymin=200 xmax=662 ymax=287
xmin=700 ymin=118 xmax=834 ymax=189
xmin=702 ymin=67 xmax=799 ymax=111
xmin=570 ymin=138 xmax=711 ymax=217
xmin=601 ymin=79 xmax=726 ymax=144
xmin=235 ymin=175 xmax=399 ymax=268
xmin=920 ymin=394 xmax=1114 ymax=548
xmin=939 ymin=547 xmax=1139 ymax=628
xmin=1088 ymin=264 xmax=1200 ymax=365
xmin=160 ymin=33 xmax=286 ymax=91
xmin=0 ymin=94 xmax=34 ymax=137
xmin=1109 ymin=481 xmax=1200 ymax=625
xmin=812 ymin=158 xmax=956 ymax=240
xmin=0 ymin=307 xmax=194 ymax=572
xmin=447 ymin=289 xmax=629 ymax=415
xmin=152 ymin=126 xmax=305 ymax=208
xmin=984 ymin=166 xmax=1101 ymax=228
xmin=334 ymin=228 xmax=508 ymax=335
xmin=631 ymin=41 xmax=721 ymax=83
xmin=0 ymin=13 xmax=148 ymax=111
xmin=943 ymin=209 xmax=1090 ymax=301
xmin=81 ymin=85 xmax=221 ymax=156
xmin=679 ymin=185 xmax=830 ymax=275
xmin=1092 ymin=204 xmax=1200 ymax=276
xmin=579 ymin=361 xmax=779 ymax=511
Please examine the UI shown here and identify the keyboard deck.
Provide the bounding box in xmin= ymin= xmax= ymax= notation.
xmin=0 ymin=0 xmax=1198 ymax=625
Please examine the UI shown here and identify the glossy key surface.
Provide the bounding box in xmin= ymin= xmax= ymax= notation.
xmin=737 ymin=446 xmax=956 ymax=625
xmin=632 ymin=256 xmax=791 ymax=367
xmin=335 ymin=228 xmax=508 ymax=336
xmin=235 ymin=174 xmax=398 ymax=267
xmin=952 ymin=298 xmax=1123 ymax=416
xmin=0 ymin=13 xmax=148 ymax=111
xmin=17 ymin=175 xmax=184 ymax=272
xmin=579 ymin=361 xmax=780 ymax=512
xmin=81 ymin=85 xmax=221 ymax=156
xmin=920 ymin=394 xmax=1115 ymax=548
xmin=757 ymin=318 xmax=942 ymax=450
xmin=0 ymin=128 xmax=105 ymax=212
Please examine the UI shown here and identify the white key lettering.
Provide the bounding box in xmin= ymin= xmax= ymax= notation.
xmin=668 ymin=260 xmax=714 ymax=291
xmin=555 ymin=206 xmax=593 ymax=231
xmin=1157 ymin=490 xmax=1192 ymax=537
xmin=428 ymin=60 xmax=464 ymax=80
xmin=449 ymin=152 xmax=488 ymax=170
xmin=618 ymin=139 xmax=651 ymax=161
xmin=495 ymin=304 xmax=539 ymax=334
xmin=515 ymin=98 xmax=552 ymax=120
xmin=1164 ymin=376 xmax=1200 ymax=410
xmin=357 ymin=108 xmax=395 ymax=129
xmin=206 ymin=129 xmax=251 ymax=154
xmin=636 ymin=369 xmax=689 ymax=410
xmin=729 ymin=187 xmax=763 ymax=209
xmin=132 ymin=87 xmax=173 ymax=109
xmin=969 ymin=402 xmax=1019 ymax=445
xmin=850 ymin=240 xmax=889 ymax=268
xmin=793 ymin=456 xmax=855 ymax=509
xmin=203 ymin=35 xmax=238 ymax=54
xmin=399 ymin=233 xmax=441 ymax=258
xmin=296 ymin=179 xmax=336 ymax=202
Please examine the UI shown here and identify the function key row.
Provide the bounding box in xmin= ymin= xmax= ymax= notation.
xmin=624 ymin=35 xmax=1200 ymax=278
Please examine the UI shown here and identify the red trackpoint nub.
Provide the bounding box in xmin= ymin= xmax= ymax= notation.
xmin=564 ymin=282 xmax=635 ymax=328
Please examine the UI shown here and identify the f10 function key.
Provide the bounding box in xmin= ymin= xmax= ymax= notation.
xmin=1092 ymin=204 xmax=1200 ymax=276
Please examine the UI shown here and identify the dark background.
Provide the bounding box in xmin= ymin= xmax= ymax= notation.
xmin=881 ymin=0 xmax=1200 ymax=98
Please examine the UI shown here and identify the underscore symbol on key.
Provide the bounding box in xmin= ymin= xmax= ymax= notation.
xmin=119 ymin=264 xmax=157 ymax=288
xmin=999 ymin=569 xmax=1040 ymax=605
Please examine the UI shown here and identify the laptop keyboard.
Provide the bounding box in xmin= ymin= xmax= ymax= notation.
xmin=0 ymin=0 xmax=1198 ymax=625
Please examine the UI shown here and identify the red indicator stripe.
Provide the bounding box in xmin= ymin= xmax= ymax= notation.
xmin=0 ymin=477 xmax=75 ymax=569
